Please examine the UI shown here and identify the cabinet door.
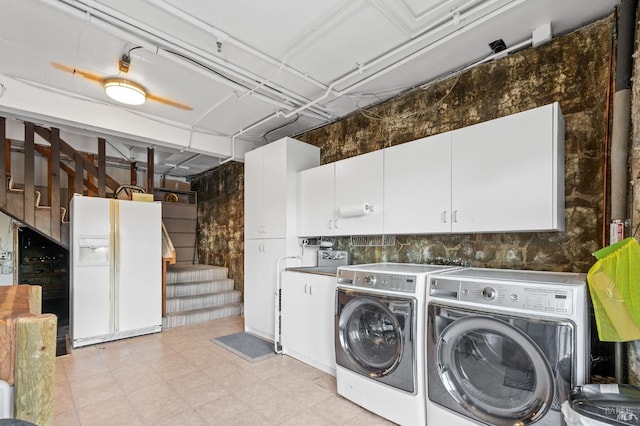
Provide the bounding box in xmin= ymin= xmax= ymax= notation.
xmin=451 ymin=104 xmax=560 ymax=232
xmin=244 ymin=149 xmax=264 ymax=239
xmin=384 ymin=134 xmax=452 ymax=234
xmin=308 ymin=274 xmax=336 ymax=374
xmin=334 ymin=150 xmax=384 ymax=235
xmin=298 ymin=163 xmax=335 ymax=236
xmin=281 ymin=272 xmax=310 ymax=358
xmin=244 ymin=238 xmax=285 ymax=340
xmin=261 ymin=141 xmax=288 ymax=238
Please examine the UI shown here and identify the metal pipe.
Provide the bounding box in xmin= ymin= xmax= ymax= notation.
xmin=147 ymin=0 xmax=329 ymax=91
xmin=279 ymin=0 xmax=524 ymax=120
xmin=610 ymin=0 xmax=637 ymax=385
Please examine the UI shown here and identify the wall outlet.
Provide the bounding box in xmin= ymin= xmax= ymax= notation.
xmin=1 ymin=265 xmax=11 ymax=274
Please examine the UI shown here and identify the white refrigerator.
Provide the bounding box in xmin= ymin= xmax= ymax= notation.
xmin=70 ymin=194 xmax=162 ymax=348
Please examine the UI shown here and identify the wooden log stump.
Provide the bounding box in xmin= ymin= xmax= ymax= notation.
xmin=14 ymin=314 xmax=56 ymax=426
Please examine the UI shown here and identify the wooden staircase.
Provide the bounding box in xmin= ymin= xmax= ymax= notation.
xmin=0 ymin=118 xmax=128 ymax=249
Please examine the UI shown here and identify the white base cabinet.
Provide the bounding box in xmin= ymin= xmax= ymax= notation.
xmin=244 ymin=238 xmax=285 ymax=341
xmin=281 ymin=271 xmax=336 ymax=376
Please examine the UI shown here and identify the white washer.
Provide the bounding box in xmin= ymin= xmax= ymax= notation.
xmin=335 ymin=263 xmax=460 ymax=426
xmin=426 ymin=268 xmax=590 ymax=426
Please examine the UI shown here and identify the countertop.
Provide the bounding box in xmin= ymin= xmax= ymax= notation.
xmin=285 ymin=266 xmax=340 ymax=277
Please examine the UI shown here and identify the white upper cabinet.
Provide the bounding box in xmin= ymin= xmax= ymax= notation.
xmin=334 ymin=150 xmax=384 ymax=235
xmin=297 ymin=102 xmax=564 ymax=237
xmin=297 ymin=163 xmax=335 ymax=237
xmin=245 ymin=137 xmax=319 ymax=239
xmin=384 ymin=133 xmax=452 ymax=234
xmin=298 ymin=150 xmax=384 ymax=236
xmin=451 ymin=102 xmax=564 ymax=233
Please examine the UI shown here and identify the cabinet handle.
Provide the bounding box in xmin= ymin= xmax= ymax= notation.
xmin=304 ymin=284 xmax=308 ymax=294
xmin=328 ymin=219 xmax=333 ymax=229
xmin=309 ymin=285 xmax=313 ymax=296
xmin=334 ymin=219 xmax=339 ymax=229
xmin=441 ymin=211 xmax=447 ymax=223
xmin=452 ymin=210 xmax=458 ymax=223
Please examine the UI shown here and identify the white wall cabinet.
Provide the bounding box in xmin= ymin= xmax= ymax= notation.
xmin=384 ymin=133 xmax=452 ymax=234
xmin=299 ymin=102 xmax=563 ymax=237
xmin=281 ymin=271 xmax=336 ymax=375
xmin=244 ymin=137 xmax=319 ymax=340
xmin=245 ymin=137 xmax=318 ymax=239
xmin=244 ymin=141 xmax=284 ymax=239
xmin=450 ymin=102 xmax=564 ymax=232
xmin=298 ymin=150 xmax=384 ymax=236
xmin=297 ymin=163 xmax=335 ymax=237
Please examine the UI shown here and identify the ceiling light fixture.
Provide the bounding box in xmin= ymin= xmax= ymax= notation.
xmin=102 ymin=78 xmax=147 ymax=105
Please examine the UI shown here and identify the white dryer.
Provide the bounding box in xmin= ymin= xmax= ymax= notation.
xmin=335 ymin=263 xmax=459 ymax=426
xmin=426 ymin=268 xmax=590 ymax=426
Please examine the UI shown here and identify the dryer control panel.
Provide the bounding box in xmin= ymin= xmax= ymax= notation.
xmin=430 ymin=277 xmax=575 ymax=315
xmin=337 ymin=270 xmax=417 ymax=294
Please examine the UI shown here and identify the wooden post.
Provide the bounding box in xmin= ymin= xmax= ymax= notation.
xmin=0 ymin=118 xmax=6 ymax=209
xmin=87 ymin=153 xmax=95 ymax=196
xmin=130 ymin=161 xmax=137 ymax=186
xmin=23 ymin=123 xmax=35 ymax=227
xmin=14 ymin=313 xmax=57 ymax=426
xmin=74 ymin=152 xmax=83 ymax=197
xmin=98 ymin=138 xmax=106 ymax=198
xmin=146 ymin=147 xmax=154 ymax=194
xmin=50 ymin=129 xmax=61 ymax=240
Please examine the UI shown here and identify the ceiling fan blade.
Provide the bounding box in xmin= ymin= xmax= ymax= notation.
xmin=51 ymin=62 xmax=103 ymax=83
xmin=147 ymin=93 xmax=193 ymax=110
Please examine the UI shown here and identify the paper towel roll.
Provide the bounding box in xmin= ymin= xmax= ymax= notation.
xmin=338 ymin=203 xmax=374 ymax=218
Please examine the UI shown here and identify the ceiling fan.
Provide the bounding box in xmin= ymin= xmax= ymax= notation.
xmin=51 ymin=57 xmax=193 ymax=111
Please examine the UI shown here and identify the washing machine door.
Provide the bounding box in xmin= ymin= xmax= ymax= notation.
xmin=336 ymin=291 xmax=416 ymax=392
xmin=428 ymin=304 xmax=573 ymax=426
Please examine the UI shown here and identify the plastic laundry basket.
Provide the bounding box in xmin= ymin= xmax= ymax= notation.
xmin=562 ymin=384 xmax=640 ymax=425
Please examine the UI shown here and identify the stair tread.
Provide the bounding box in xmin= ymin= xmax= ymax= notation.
xmin=164 ymin=302 xmax=242 ymax=317
xmin=166 ymin=289 xmax=240 ymax=301
xmin=166 ymin=278 xmax=233 ymax=286
xmin=162 ymin=304 xmax=242 ymax=329
xmin=166 ymin=264 xmax=229 ymax=284
xmin=167 ymin=264 xmax=227 ymax=272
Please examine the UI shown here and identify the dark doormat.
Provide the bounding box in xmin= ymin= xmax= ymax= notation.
xmin=211 ymin=332 xmax=275 ymax=363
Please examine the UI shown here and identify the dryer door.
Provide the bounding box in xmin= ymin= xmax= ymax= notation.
xmin=427 ymin=304 xmax=574 ymax=426
xmin=336 ymin=291 xmax=416 ymax=393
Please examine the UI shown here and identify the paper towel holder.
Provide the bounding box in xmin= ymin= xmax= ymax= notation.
xmin=338 ymin=203 xmax=375 ymax=218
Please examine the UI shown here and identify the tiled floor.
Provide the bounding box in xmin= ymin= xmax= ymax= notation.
xmin=54 ymin=316 xmax=393 ymax=425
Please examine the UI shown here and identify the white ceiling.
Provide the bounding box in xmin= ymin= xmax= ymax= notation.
xmin=0 ymin=0 xmax=619 ymax=177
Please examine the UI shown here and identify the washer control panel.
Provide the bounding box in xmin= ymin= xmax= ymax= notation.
xmin=337 ymin=270 xmax=417 ymax=293
xmin=430 ymin=277 xmax=574 ymax=315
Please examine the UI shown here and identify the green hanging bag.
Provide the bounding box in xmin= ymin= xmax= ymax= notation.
xmin=587 ymin=237 xmax=640 ymax=342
